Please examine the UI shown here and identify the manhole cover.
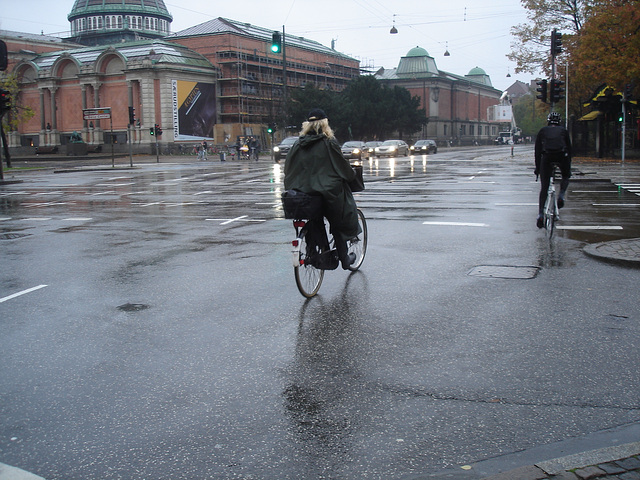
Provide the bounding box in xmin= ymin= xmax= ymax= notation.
xmin=468 ymin=265 xmax=540 ymax=279
xmin=0 ymin=233 xmax=31 ymax=240
xmin=117 ymin=303 xmax=150 ymax=312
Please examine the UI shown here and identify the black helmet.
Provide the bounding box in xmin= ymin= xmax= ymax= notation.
xmin=547 ymin=112 xmax=562 ymax=125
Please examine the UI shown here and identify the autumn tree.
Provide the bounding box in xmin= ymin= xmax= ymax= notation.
xmin=0 ymin=72 xmax=35 ymax=133
xmin=570 ymin=0 xmax=640 ymax=98
xmin=508 ymin=0 xmax=596 ymax=75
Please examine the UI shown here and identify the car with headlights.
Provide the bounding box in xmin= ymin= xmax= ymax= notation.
xmin=341 ymin=141 xmax=367 ymax=160
xmin=410 ymin=139 xmax=438 ymax=154
xmin=364 ymin=141 xmax=382 ymax=157
xmin=273 ymin=136 xmax=299 ymax=162
xmin=374 ymin=139 xmax=409 ymax=157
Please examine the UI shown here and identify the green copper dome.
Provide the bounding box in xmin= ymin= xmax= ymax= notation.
xmin=468 ymin=66 xmax=487 ymax=76
xmin=68 ymin=0 xmax=173 ymax=23
xmin=406 ymin=46 xmax=430 ymax=57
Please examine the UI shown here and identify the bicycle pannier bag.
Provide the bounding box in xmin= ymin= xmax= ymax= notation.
xmin=282 ymin=190 xmax=323 ymax=219
xmin=348 ymin=164 xmax=365 ymax=192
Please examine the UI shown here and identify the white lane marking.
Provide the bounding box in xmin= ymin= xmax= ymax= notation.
xmin=423 ymin=221 xmax=488 ymax=227
xmin=62 ymin=218 xmax=93 ymax=221
xmin=95 ymin=183 xmax=134 ymax=187
xmin=90 ymin=191 xmax=117 ymax=196
xmin=206 ymin=216 xmax=266 ymax=225
xmin=0 ymin=217 xmax=11 ymax=221
xmin=25 ymin=202 xmax=73 ymax=208
xmin=0 ymin=285 xmax=48 ymax=303
xmin=220 ymin=215 xmax=248 ymax=225
xmin=556 ymin=226 xmax=623 ymax=230
xmin=495 ymin=203 xmax=538 ymax=206
xmin=592 ymin=204 xmax=639 ymax=207
xmin=21 ymin=217 xmax=52 ymax=221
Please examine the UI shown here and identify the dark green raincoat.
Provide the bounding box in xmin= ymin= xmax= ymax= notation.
xmin=284 ymin=134 xmax=361 ymax=242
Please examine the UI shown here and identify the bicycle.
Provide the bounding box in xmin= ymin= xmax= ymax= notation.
xmin=283 ymin=191 xmax=367 ymax=298
xmin=542 ymin=162 xmax=561 ymax=239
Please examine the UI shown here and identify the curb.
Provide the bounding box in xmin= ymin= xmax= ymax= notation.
xmin=0 ymin=463 xmax=46 ymax=480
xmin=535 ymin=441 xmax=640 ymax=475
xmin=478 ymin=442 xmax=640 ymax=480
xmin=583 ymin=238 xmax=640 ymax=268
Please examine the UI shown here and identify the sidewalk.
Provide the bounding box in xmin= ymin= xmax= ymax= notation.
xmin=572 ymin=157 xmax=640 ymax=268
xmin=480 ymin=443 xmax=640 ymax=480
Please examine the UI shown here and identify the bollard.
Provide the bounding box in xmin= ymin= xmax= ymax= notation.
xmin=511 ymin=145 xmax=514 ymax=157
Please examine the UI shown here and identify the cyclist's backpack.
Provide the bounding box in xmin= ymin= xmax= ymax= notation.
xmin=542 ymin=126 xmax=567 ymax=155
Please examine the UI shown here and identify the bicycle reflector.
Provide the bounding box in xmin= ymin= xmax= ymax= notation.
xmin=291 ymin=239 xmax=299 ymax=247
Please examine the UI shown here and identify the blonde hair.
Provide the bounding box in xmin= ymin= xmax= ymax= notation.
xmin=299 ymin=118 xmax=334 ymax=139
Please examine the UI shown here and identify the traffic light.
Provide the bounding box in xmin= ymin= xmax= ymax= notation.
xmin=624 ymin=83 xmax=633 ymax=100
xmin=0 ymin=40 xmax=7 ymax=72
xmin=550 ymin=78 xmax=565 ymax=103
xmin=0 ymin=88 xmax=11 ymax=116
xmin=128 ymin=106 xmax=135 ymax=125
xmin=551 ymin=29 xmax=562 ymax=56
xmin=155 ymin=125 xmax=162 ymax=137
xmin=150 ymin=126 xmax=155 ymax=136
xmin=536 ymin=79 xmax=548 ymax=103
xmin=618 ymin=111 xmax=624 ymax=122
xmin=271 ymin=31 xmax=282 ymax=54
xmin=267 ymin=123 xmax=274 ymax=134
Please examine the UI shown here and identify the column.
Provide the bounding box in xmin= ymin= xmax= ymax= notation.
xmin=39 ymin=89 xmax=46 ymax=146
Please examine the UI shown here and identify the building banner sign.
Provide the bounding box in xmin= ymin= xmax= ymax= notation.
xmin=172 ymin=80 xmax=216 ymax=141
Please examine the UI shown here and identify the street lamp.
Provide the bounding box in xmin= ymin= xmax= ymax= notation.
xmin=390 ymin=15 xmax=398 ymax=34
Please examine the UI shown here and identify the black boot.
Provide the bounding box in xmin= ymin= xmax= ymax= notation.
xmin=335 ymin=238 xmax=355 ymax=270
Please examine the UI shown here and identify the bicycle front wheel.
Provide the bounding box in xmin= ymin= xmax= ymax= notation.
xmin=544 ymin=193 xmax=556 ymax=239
xmin=294 ymin=229 xmax=324 ymax=298
xmin=347 ymin=209 xmax=368 ymax=271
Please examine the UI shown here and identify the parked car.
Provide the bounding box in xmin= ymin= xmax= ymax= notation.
xmin=364 ymin=141 xmax=382 ymax=157
xmin=273 ymin=136 xmax=299 ymax=162
xmin=341 ymin=141 xmax=367 ymax=160
xmin=410 ymin=139 xmax=438 ymax=154
xmin=374 ymin=139 xmax=409 ymax=157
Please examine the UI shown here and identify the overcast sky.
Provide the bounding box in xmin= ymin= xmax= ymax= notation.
xmin=0 ymin=0 xmax=536 ymax=92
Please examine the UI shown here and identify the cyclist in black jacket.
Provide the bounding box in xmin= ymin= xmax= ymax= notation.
xmin=535 ymin=112 xmax=572 ymax=228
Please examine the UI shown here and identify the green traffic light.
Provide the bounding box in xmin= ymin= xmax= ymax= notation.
xmin=271 ymin=32 xmax=281 ymax=54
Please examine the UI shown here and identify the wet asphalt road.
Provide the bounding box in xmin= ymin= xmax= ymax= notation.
xmin=1 ymin=146 xmax=639 ymax=479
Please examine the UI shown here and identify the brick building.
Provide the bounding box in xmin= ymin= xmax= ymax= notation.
xmin=168 ymin=18 xmax=360 ymax=144
xmin=375 ymin=46 xmax=503 ymax=145
xmin=0 ymin=0 xmax=359 ymax=154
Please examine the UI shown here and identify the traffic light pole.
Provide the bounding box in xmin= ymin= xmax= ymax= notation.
xmin=282 ymin=25 xmax=288 ymax=121
xmin=621 ymin=98 xmax=626 ymax=163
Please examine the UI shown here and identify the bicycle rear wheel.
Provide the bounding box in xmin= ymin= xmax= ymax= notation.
xmin=347 ymin=209 xmax=368 ymax=271
xmin=294 ymin=227 xmax=324 ymax=298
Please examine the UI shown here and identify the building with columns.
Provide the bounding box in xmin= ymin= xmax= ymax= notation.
xmin=10 ymin=39 xmax=217 ymax=151
xmin=375 ymin=46 xmax=504 ymax=145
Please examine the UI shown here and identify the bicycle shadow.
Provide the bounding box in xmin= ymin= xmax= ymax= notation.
xmin=281 ymin=271 xmax=372 ymax=473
